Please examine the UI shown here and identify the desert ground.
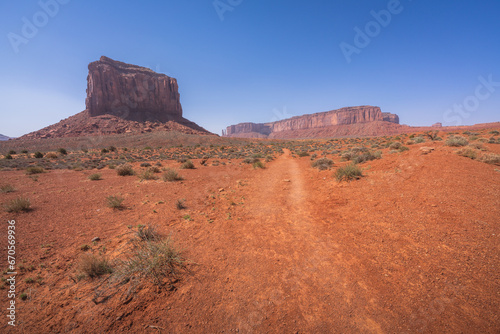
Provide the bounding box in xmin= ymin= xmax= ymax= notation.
xmin=1 ymin=129 xmax=499 ymax=333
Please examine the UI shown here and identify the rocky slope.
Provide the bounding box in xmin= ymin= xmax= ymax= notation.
xmin=0 ymin=134 xmax=10 ymax=141
xmin=225 ymin=106 xmax=401 ymax=138
xmin=19 ymin=56 xmax=212 ymax=140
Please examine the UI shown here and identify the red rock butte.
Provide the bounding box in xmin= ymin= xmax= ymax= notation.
xmin=20 ymin=56 xmax=212 ymax=140
xmin=224 ymin=106 xmax=401 ymax=139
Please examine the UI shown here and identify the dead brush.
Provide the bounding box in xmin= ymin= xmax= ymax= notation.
xmin=118 ymin=236 xmax=187 ymax=286
xmin=135 ymin=225 xmax=160 ymax=241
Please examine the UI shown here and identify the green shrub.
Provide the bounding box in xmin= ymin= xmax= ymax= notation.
xmin=116 ymin=164 xmax=134 ymax=176
xmin=34 ymin=152 xmax=44 ymax=159
xmin=335 ymin=164 xmax=363 ymax=182
xmin=4 ymin=197 xmax=31 ymax=213
xmin=180 ymin=160 xmax=195 ymax=169
xmin=88 ymin=173 xmax=102 ymax=181
xmin=106 ymin=195 xmax=124 ymax=209
xmin=77 ymin=254 xmax=113 ymax=278
xmin=312 ymin=158 xmax=334 ymax=170
xmin=413 ymin=137 xmax=425 ymax=143
xmin=58 ymin=148 xmax=68 ymax=155
xmin=4 ymin=154 xmax=13 ymax=160
xmin=446 ymin=136 xmax=468 ymax=147
xmin=162 ymin=169 xmax=183 ymax=182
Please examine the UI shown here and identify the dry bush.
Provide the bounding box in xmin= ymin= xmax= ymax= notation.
xmin=335 ymin=164 xmax=363 ymax=182
xmin=312 ymin=158 xmax=334 ymax=170
xmin=77 ymin=254 xmax=113 ymax=278
xmin=88 ymin=173 xmax=102 ymax=181
xmin=456 ymin=148 xmax=477 ymax=160
xmin=446 ymin=136 xmax=468 ymax=147
xmin=25 ymin=166 xmax=44 ymax=175
xmin=180 ymin=160 xmax=195 ymax=169
xmin=480 ymin=153 xmax=500 ymax=165
xmin=116 ymin=164 xmax=135 ymax=176
xmin=162 ymin=169 xmax=183 ymax=182
xmin=4 ymin=197 xmax=31 ymax=212
xmin=106 ymin=195 xmax=124 ymax=209
xmin=0 ymin=184 xmax=15 ymax=193
xmin=135 ymin=225 xmax=160 ymax=241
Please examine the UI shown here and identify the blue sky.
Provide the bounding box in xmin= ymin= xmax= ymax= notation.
xmin=1 ymin=0 xmax=499 ymax=137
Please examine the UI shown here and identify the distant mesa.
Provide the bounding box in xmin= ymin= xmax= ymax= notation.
xmin=20 ymin=56 xmax=212 ymax=140
xmin=224 ymin=106 xmax=403 ymax=139
xmin=0 ymin=134 xmax=11 ymax=141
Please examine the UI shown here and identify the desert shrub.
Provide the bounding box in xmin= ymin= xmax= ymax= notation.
xmin=88 ymin=173 xmax=102 ymax=181
xmin=297 ymin=151 xmax=309 ymax=157
xmin=480 ymin=153 xmax=500 ymax=165
xmin=106 ymin=195 xmax=124 ymax=209
xmin=162 ymin=169 xmax=183 ymax=182
xmin=335 ymin=164 xmax=363 ymax=182
xmin=252 ymin=161 xmax=265 ymax=169
xmin=108 ymin=146 xmax=117 ymax=152
xmin=353 ymin=151 xmax=381 ymax=164
xmin=243 ymin=157 xmax=260 ymax=164
xmin=21 ymin=150 xmax=28 ymax=154
xmin=58 ymin=148 xmax=67 ymax=155
xmin=4 ymin=154 xmax=13 ymax=160
xmin=389 ymin=142 xmax=402 ymax=150
xmin=119 ymin=237 xmax=186 ymax=286
xmin=8 ymin=150 xmax=16 ymax=155
xmin=45 ymin=152 xmax=58 ymax=159
xmin=456 ymin=148 xmax=477 ymax=160
xmin=135 ymin=225 xmax=159 ymax=241
xmin=116 ymin=164 xmax=134 ymax=176
xmin=148 ymin=166 xmax=161 ymax=173
xmin=176 ymin=199 xmax=186 ymax=210
xmin=341 ymin=151 xmax=355 ymax=161
xmin=446 ymin=136 xmax=468 ymax=147
xmin=413 ymin=137 xmax=425 ymax=143
xmin=4 ymin=197 xmax=31 ymax=212
xmin=312 ymin=158 xmax=334 ymax=170
xmin=489 ymin=130 xmax=499 ymax=136
xmin=101 ymin=148 xmax=109 ymax=154
xmin=34 ymin=152 xmax=44 ymax=159
xmin=139 ymin=169 xmax=158 ymax=181
xmin=140 ymin=162 xmax=151 ymax=168
xmin=77 ymin=254 xmax=113 ymax=278
xmin=0 ymin=184 xmax=15 ymax=193
xmin=25 ymin=166 xmax=44 ymax=175
xmin=468 ymin=142 xmax=485 ymax=150
xmin=180 ymin=160 xmax=195 ymax=169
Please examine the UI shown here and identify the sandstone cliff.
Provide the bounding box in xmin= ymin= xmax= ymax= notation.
xmin=20 ymin=56 xmax=212 ymax=140
xmin=225 ymin=106 xmax=400 ymax=138
xmin=86 ymin=56 xmax=183 ymax=123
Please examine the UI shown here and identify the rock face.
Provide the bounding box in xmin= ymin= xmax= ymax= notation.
xmin=225 ymin=106 xmax=400 ymax=138
xmin=19 ymin=56 xmax=212 ymax=140
xmin=86 ymin=56 xmax=183 ymax=123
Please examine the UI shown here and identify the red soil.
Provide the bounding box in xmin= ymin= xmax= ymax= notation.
xmin=0 ymin=138 xmax=499 ymax=333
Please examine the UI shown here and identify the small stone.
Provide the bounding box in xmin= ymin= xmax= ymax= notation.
xmin=91 ymin=237 xmax=100 ymax=242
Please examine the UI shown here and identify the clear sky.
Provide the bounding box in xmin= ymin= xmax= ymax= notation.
xmin=1 ymin=0 xmax=499 ymax=137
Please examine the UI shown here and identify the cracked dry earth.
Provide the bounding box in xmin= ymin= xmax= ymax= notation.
xmin=0 ymin=144 xmax=499 ymax=333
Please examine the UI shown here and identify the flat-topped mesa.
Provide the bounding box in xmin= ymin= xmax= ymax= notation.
xmin=85 ymin=56 xmax=183 ymax=122
xmin=225 ymin=106 xmax=400 ymax=138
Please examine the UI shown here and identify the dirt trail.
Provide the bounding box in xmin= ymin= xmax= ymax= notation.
xmin=214 ymin=150 xmax=376 ymax=333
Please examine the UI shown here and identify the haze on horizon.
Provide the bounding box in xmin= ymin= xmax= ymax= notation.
xmin=1 ymin=0 xmax=499 ymax=138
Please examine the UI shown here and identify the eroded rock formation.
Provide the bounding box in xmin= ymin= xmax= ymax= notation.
xmin=86 ymin=56 xmax=183 ymax=122
xmin=225 ymin=106 xmax=400 ymax=138
xmin=20 ymin=56 xmax=212 ymax=140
